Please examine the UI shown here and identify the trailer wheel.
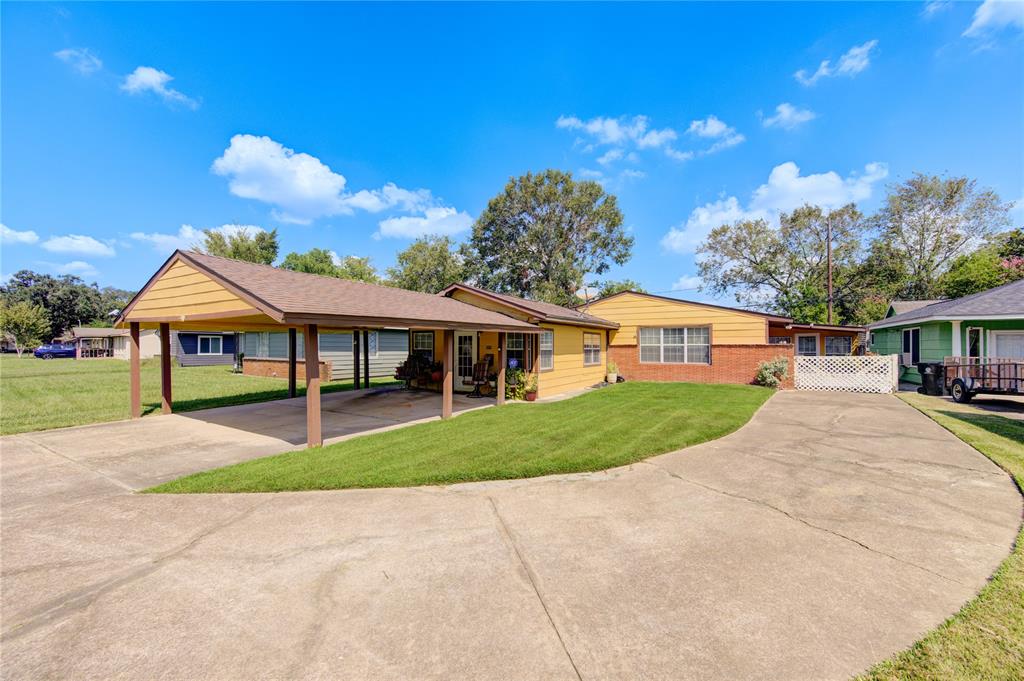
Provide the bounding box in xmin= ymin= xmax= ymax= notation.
xmin=950 ymin=379 xmax=973 ymax=404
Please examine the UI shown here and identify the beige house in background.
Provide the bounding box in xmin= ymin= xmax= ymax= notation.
xmin=71 ymin=326 xmax=161 ymax=360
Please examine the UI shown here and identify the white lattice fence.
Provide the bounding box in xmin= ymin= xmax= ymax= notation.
xmin=794 ymin=355 xmax=898 ymax=394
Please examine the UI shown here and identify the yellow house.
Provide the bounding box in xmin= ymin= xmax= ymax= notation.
xmin=584 ymin=291 xmax=862 ymax=386
xmin=437 ymin=284 xmax=619 ymax=396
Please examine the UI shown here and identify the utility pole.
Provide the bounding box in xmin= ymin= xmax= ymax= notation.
xmin=826 ymin=212 xmax=834 ymax=325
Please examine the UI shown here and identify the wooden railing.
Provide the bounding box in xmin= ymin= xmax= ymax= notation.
xmin=943 ymin=356 xmax=1024 ymax=392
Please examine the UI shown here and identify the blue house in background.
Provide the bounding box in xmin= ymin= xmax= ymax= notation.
xmin=172 ymin=331 xmax=237 ymax=367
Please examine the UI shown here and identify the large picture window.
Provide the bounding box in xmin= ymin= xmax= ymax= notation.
xmin=583 ymin=333 xmax=601 ymax=366
xmin=902 ymin=328 xmax=920 ymax=365
xmin=412 ymin=331 xmax=434 ymax=361
xmin=638 ymin=327 xmax=710 ymax=364
xmin=539 ymin=330 xmax=554 ymax=370
xmin=198 ymin=335 xmax=222 ymax=355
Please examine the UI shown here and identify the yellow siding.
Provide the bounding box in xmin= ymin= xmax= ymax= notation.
xmin=127 ymin=261 xmax=250 ymax=319
xmin=448 ymin=290 xmax=532 ymax=321
xmin=587 ymin=292 xmax=767 ymax=345
xmin=538 ymin=324 xmax=606 ymax=396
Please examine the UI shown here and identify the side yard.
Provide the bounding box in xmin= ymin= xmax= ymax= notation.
xmin=859 ymin=392 xmax=1024 ymax=681
xmin=0 ymin=355 xmax=395 ymax=435
xmin=148 ymin=382 xmax=772 ymax=493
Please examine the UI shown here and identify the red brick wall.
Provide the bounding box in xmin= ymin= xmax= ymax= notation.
xmin=608 ymin=344 xmax=794 ymax=388
xmin=243 ymin=358 xmax=331 ymax=381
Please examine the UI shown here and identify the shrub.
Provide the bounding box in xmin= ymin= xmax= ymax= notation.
xmin=755 ymin=357 xmax=789 ymax=388
xmin=505 ymin=367 xmax=526 ymax=400
xmin=607 ymin=360 xmax=619 ymax=374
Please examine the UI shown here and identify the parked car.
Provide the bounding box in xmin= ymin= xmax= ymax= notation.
xmin=34 ymin=343 xmax=76 ymax=359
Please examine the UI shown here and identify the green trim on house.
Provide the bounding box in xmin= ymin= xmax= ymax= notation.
xmin=870 ymin=319 xmax=1024 ymax=385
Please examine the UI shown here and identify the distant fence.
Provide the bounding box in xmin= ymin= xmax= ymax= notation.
xmin=794 ymin=355 xmax=898 ymax=394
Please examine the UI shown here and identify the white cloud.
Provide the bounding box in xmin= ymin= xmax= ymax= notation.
xmin=376 ymin=207 xmax=473 ymax=240
xmin=54 ymin=47 xmax=102 ymax=75
xmin=686 ymin=115 xmax=745 ymax=155
xmin=556 ymin=114 xmax=682 ymax=166
xmin=922 ymin=1 xmax=952 ymax=19
xmin=795 ymin=40 xmax=879 ymax=86
xmin=597 ymin=149 xmax=625 ymax=166
xmin=761 ymin=103 xmax=817 ymax=130
xmin=211 ymin=134 xmax=459 ymax=230
xmin=621 ymin=169 xmax=646 ymax=180
xmin=1 ymin=223 xmax=40 ymax=245
xmin=963 ymin=0 xmax=1024 ymax=37
xmin=54 ymin=261 xmax=98 ymax=277
xmin=130 ymin=224 xmax=265 ymax=253
xmin=661 ymin=161 xmax=889 ymax=254
xmin=671 ymin=275 xmax=703 ymax=291
xmin=41 ymin=234 xmax=116 ymax=257
xmin=121 ymin=66 xmax=198 ymax=109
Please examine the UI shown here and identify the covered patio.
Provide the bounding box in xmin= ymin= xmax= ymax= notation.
xmin=116 ymin=250 xmax=538 ymax=447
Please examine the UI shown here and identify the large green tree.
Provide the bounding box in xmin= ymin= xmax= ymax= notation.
xmin=0 ymin=270 xmax=108 ymax=338
xmin=464 ymin=170 xmax=632 ymax=306
xmin=937 ymin=228 xmax=1024 ymax=299
xmin=593 ymin=279 xmax=646 ymax=299
xmin=868 ymin=174 xmax=1011 ymax=298
xmin=281 ymin=249 xmax=381 ymax=283
xmin=386 ymin=236 xmax=466 ymax=293
xmin=0 ymin=300 xmax=51 ymax=355
xmin=697 ymin=204 xmax=866 ymax=324
xmin=201 ymin=227 xmax=279 ymax=265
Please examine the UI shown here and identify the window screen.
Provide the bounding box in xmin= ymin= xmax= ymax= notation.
xmin=583 ymin=333 xmax=601 ymax=366
xmin=539 ymin=330 xmax=554 ymax=370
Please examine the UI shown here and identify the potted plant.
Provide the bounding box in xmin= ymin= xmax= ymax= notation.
xmin=505 ymin=366 xmax=526 ymax=401
xmin=523 ymin=373 xmax=539 ymax=402
xmin=606 ymin=360 xmax=618 ymax=384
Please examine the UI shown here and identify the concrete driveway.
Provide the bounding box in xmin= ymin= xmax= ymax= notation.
xmin=1 ymin=391 xmax=1019 ymax=680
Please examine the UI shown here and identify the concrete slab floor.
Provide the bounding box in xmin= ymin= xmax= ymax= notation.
xmin=0 ymin=390 xmax=1020 ymax=680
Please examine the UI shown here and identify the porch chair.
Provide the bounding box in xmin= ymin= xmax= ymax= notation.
xmin=467 ymin=355 xmax=493 ymax=398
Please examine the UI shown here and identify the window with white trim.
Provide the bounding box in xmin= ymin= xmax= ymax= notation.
xmin=583 ymin=333 xmax=601 ymax=366
xmin=506 ymin=333 xmax=530 ymax=371
xmin=198 ymin=335 xmax=222 ymax=355
xmin=412 ymin=331 xmax=434 ymax=361
xmin=824 ymin=336 xmax=852 ymax=356
xmin=539 ymin=330 xmax=554 ymax=370
xmin=638 ymin=327 xmax=710 ymax=364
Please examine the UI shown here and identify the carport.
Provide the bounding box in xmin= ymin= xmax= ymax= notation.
xmin=115 ymin=250 xmax=539 ymax=447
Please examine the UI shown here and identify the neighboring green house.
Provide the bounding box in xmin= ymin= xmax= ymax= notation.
xmin=867 ymin=279 xmax=1024 ymax=385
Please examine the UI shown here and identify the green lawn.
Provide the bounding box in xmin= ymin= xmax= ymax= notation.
xmin=0 ymin=354 xmax=395 ymax=435
xmin=147 ymin=381 xmax=772 ymax=493
xmin=858 ymin=393 xmax=1024 ymax=681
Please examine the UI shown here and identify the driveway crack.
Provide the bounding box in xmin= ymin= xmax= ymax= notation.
xmin=487 ymin=496 xmax=583 ymax=681
xmin=641 ymin=461 xmax=965 ymax=586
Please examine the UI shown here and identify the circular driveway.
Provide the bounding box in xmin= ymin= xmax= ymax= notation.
xmin=1 ymin=391 xmax=1019 ymax=680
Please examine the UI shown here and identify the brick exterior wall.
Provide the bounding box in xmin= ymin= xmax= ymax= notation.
xmin=243 ymin=358 xmax=332 ymax=381
xmin=608 ymin=343 xmax=795 ymax=388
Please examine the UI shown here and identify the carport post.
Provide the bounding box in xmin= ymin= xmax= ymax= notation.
xmin=287 ymin=328 xmax=297 ymax=398
xmin=362 ymin=329 xmax=370 ymax=389
xmin=352 ymin=328 xmax=361 ymax=389
xmin=496 ymin=332 xmax=506 ymax=405
xmin=442 ymin=329 xmax=454 ymax=419
xmin=304 ymin=324 xmax=322 ymax=448
xmin=129 ymin=322 xmax=141 ymax=419
xmin=159 ymin=322 xmax=172 ymax=414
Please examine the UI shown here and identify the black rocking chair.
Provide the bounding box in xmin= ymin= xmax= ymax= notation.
xmin=467 ymin=356 xmax=492 ymax=398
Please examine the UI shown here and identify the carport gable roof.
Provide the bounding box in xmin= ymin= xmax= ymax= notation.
xmin=117 ymin=251 xmax=540 ymax=332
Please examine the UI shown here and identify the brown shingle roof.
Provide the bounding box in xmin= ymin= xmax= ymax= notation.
xmin=123 ymin=251 xmax=539 ymax=331
xmin=439 ymin=283 xmax=619 ymax=329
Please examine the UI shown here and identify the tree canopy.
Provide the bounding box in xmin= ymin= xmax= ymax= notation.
xmin=386 ymin=236 xmax=466 ymax=293
xmin=698 ymin=204 xmax=865 ymax=324
xmin=0 ymin=271 xmax=131 ymax=338
xmin=464 ymin=170 xmax=632 ymax=307
xmin=937 ymin=228 xmax=1024 ymax=299
xmin=0 ymin=300 xmax=50 ymax=355
xmin=280 ymin=249 xmax=381 ymax=283
xmin=201 ymin=228 xmax=279 ymax=265
xmin=593 ymin=279 xmax=646 ymax=299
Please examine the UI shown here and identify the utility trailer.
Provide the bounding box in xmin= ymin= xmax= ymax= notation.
xmin=943 ymin=356 xmax=1024 ymax=403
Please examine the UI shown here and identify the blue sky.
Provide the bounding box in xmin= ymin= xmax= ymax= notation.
xmin=2 ymin=1 xmax=1022 ymax=303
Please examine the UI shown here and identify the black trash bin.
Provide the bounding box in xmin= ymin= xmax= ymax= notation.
xmin=917 ymin=362 xmax=945 ymax=396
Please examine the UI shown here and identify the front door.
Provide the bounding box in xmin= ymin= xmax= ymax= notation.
xmin=455 ymin=331 xmax=477 ymax=392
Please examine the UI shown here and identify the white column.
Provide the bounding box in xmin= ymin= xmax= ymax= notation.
xmin=951 ymin=320 xmax=962 ymax=358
